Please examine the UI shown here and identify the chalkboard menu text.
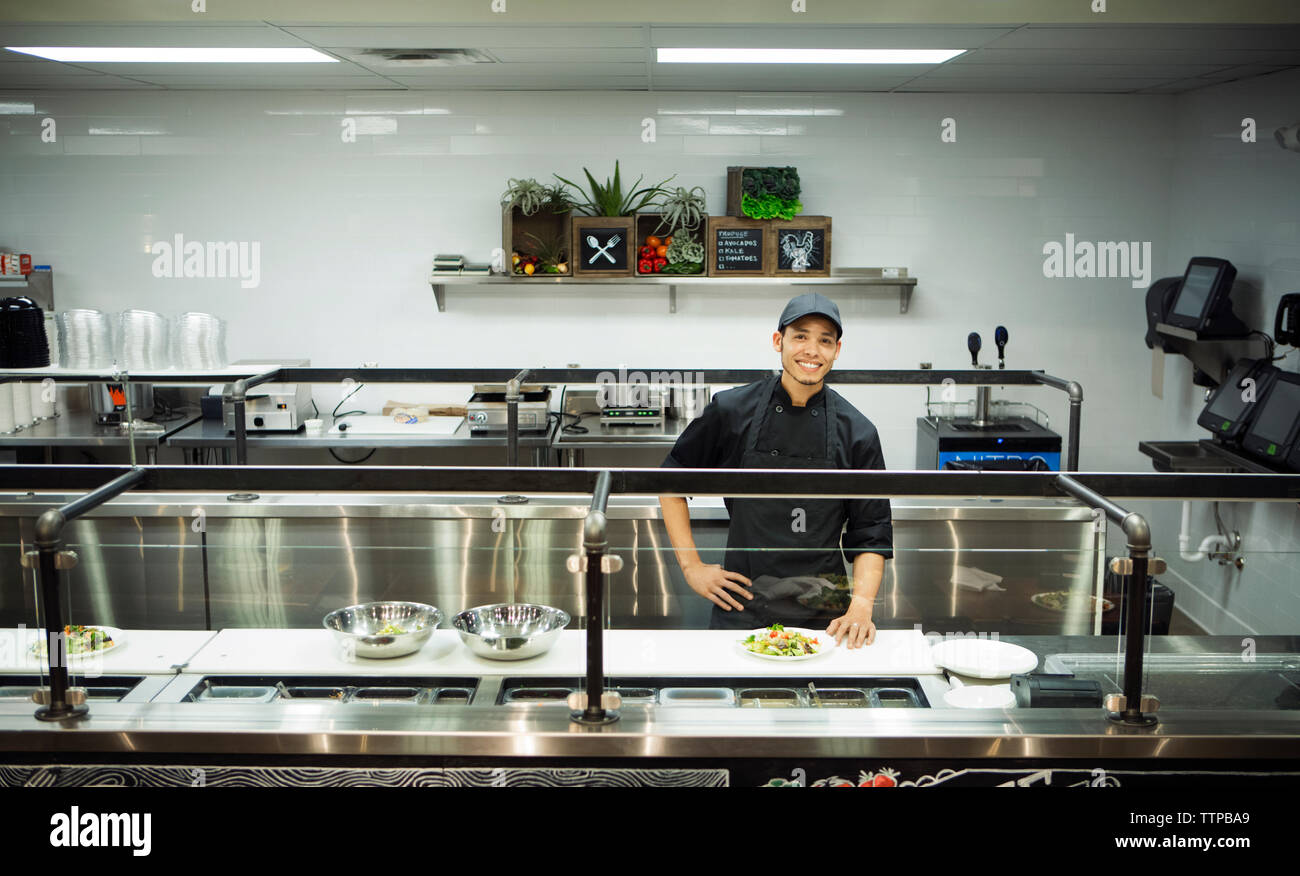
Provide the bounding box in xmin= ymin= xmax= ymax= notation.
xmin=708 ymin=218 xmax=770 ymax=276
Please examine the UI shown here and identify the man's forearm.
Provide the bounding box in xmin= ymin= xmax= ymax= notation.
xmin=658 ymin=495 xmax=703 ymax=571
xmin=850 ymin=552 xmax=885 ymax=615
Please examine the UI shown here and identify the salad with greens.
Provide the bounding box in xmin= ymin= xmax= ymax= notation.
xmin=741 ymin=624 xmax=822 ymax=658
xmin=30 ymin=624 xmax=114 ymax=658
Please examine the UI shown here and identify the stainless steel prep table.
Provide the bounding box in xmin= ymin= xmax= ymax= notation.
xmin=553 ymin=411 xmax=690 ymax=466
xmin=166 ymin=416 xmax=559 ymax=465
xmin=0 ymin=411 xmax=200 ymax=464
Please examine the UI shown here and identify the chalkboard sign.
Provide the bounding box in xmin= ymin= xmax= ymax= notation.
xmin=708 ymin=217 xmax=769 ymax=276
xmin=571 ymin=216 xmax=634 ymax=277
xmin=770 ymin=217 xmax=831 ymax=277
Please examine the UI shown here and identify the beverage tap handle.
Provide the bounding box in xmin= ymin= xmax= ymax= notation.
xmin=995 ymin=325 xmax=1008 ymax=369
xmin=967 ymin=332 xmax=982 ymax=368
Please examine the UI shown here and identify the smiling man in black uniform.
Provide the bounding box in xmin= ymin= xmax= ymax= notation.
xmin=658 ymin=293 xmax=892 ymax=649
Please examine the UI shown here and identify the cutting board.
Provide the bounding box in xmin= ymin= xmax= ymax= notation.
xmin=329 ymin=415 xmax=464 ymax=435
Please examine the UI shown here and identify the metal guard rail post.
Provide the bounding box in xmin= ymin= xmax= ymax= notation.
xmin=572 ymin=470 xmax=619 ymax=726
xmin=30 ymin=468 xmax=146 ymax=722
xmin=1055 ymin=473 xmax=1157 ymax=726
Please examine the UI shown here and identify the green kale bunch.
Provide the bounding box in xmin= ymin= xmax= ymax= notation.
xmin=740 ymin=167 xmax=802 ymax=219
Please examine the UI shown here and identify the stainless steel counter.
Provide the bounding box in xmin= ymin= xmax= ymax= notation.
xmin=166 ymin=416 xmax=558 ymax=464
xmin=0 ymin=636 xmax=1296 ymax=762
xmin=0 ymin=411 xmax=199 ymax=463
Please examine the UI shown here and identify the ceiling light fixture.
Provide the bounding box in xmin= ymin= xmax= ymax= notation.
xmin=4 ymin=47 xmax=338 ymax=63
xmin=656 ymin=48 xmax=964 ymax=64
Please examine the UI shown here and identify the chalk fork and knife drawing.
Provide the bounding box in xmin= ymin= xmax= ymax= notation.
xmin=586 ymin=233 xmax=621 ymax=264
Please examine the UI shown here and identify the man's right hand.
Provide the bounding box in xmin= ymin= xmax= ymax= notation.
xmin=683 ymin=562 xmax=753 ymax=612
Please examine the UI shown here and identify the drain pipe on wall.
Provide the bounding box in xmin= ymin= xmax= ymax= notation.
xmin=1179 ymin=501 xmax=1232 ymax=562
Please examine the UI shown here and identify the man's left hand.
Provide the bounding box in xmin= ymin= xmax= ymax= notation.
xmin=827 ymin=601 xmax=876 ymax=649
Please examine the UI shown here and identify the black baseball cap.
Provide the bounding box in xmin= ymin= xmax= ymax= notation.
xmin=778 ymin=292 xmax=842 ymax=338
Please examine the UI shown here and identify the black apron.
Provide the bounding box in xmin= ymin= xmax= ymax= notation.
xmin=711 ymin=375 xmax=849 ymax=630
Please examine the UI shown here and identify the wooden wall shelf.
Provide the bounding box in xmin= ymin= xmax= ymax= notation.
xmin=429 ymin=268 xmax=916 ymax=314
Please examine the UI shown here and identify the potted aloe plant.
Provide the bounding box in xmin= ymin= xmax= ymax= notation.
xmin=556 ymin=161 xmax=674 ymax=278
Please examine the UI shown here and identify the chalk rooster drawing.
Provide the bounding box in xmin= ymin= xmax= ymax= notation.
xmin=780 ymin=231 xmax=818 ymax=271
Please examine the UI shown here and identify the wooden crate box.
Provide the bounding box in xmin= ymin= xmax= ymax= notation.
xmin=707 ymin=216 xmax=771 ymax=277
xmin=502 ymin=206 xmax=571 ymax=278
xmin=769 ymin=216 xmax=832 ymax=278
xmin=570 ymin=215 xmax=635 ymax=278
xmin=633 ymin=213 xmax=708 ymax=276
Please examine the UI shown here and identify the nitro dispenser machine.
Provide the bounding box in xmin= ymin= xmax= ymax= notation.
xmin=916 ymin=328 xmax=1062 ymax=470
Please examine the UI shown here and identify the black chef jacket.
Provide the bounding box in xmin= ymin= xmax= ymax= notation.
xmin=662 ymin=376 xmax=894 ymax=584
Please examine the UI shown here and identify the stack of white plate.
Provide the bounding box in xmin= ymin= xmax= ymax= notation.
xmin=118 ymin=309 xmax=170 ymax=370
xmin=171 ymin=312 xmax=227 ymax=370
xmin=56 ymin=309 xmax=114 ymax=369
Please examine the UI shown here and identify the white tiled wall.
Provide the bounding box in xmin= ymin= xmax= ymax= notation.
xmin=1128 ymin=67 xmax=1300 ymax=636
xmin=1 ymin=79 xmax=1297 ymax=633
xmin=0 ymin=87 xmax=1181 ymax=466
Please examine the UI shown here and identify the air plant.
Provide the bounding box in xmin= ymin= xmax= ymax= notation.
xmin=501 ymin=178 xmax=548 ymax=215
xmin=555 ymin=160 xmax=675 ymax=217
xmin=654 ymin=185 xmax=708 ymax=235
xmin=540 ymin=182 xmax=575 ymax=214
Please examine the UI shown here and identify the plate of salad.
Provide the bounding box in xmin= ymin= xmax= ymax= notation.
xmin=737 ymin=624 xmax=835 ymax=661
xmin=1030 ymin=591 xmax=1115 ymax=613
xmin=29 ymin=625 xmax=123 ymax=660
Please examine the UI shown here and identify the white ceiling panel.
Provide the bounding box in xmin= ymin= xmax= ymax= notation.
xmin=1191 ymin=65 xmax=1290 ymax=82
xmin=898 ymin=82 xmax=1160 ymax=93
xmin=0 ymin=60 xmax=104 ymax=76
xmin=653 ymin=76 xmax=920 ymax=92
xmin=952 ymin=48 xmax=1300 ymax=66
xmin=0 ymin=24 xmax=307 ymax=46
xmin=0 ymin=77 xmax=161 ymax=88
xmin=984 ymin=25 xmax=1300 ymax=51
xmin=0 ymin=21 xmax=1294 ymax=93
xmin=136 ymin=74 xmax=395 ymax=85
xmin=379 ymin=63 xmax=647 ymax=79
xmin=919 ymin=64 xmax=1230 ymax=80
xmin=388 ymin=76 xmax=650 ymax=90
xmin=282 ymin=25 xmax=647 ymax=49
xmin=486 ymin=47 xmax=647 ymax=63
xmin=56 ymin=61 xmax=364 ymax=77
xmin=649 ymin=25 xmax=1012 ymax=49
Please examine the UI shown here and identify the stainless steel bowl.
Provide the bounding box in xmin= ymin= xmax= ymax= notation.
xmin=452 ymin=603 xmax=570 ymax=661
xmin=322 ymin=601 xmax=440 ymax=659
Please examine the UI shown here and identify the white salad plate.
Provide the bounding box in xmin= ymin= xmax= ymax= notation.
xmin=929 ymin=639 xmax=1037 ymax=679
xmin=28 ymin=626 xmax=125 ymax=660
xmin=736 ymin=627 xmax=837 ymax=661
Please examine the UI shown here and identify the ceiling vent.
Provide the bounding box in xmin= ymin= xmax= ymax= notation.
xmin=350 ymin=48 xmax=495 ymax=68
